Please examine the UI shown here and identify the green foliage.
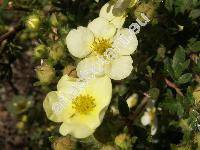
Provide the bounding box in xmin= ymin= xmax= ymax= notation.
xmin=161 ymin=90 xmax=184 ymax=116
xmin=164 ymin=46 xmax=192 ymax=84
xmin=187 ymin=39 xmax=200 ymax=52
xmin=165 ymin=0 xmax=200 ymax=15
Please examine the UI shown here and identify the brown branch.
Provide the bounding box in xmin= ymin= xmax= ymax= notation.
xmin=128 ymin=95 xmax=150 ymax=122
xmin=8 ymin=80 xmax=19 ymax=94
xmin=0 ymin=23 xmax=24 ymax=44
xmin=165 ymin=78 xmax=184 ymax=96
xmin=126 ymin=94 xmax=150 ymax=134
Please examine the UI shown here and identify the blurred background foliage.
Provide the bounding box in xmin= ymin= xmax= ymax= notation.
xmin=0 ymin=0 xmax=200 ymax=149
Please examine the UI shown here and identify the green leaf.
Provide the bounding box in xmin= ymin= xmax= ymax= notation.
xmin=174 ymin=0 xmax=192 ymax=14
xmin=148 ymin=88 xmax=160 ymax=100
xmin=165 ymin=0 xmax=196 ymax=15
xmin=177 ymin=73 xmax=192 ymax=84
xmin=193 ymin=59 xmax=200 ymax=73
xmin=188 ymin=109 xmax=199 ymax=130
xmin=164 ymin=58 xmax=175 ymax=79
xmin=48 ymin=136 xmax=56 ymax=142
xmin=189 ymin=9 xmax=200 ymax=19
xmin=165 ymin=0 xmax=174 ymax=11
xmin=171 ymin=47 xmax=190 ymax=79
xmin=172 ymin=47 xmax=186 ymax=78
xmin=181 ymin=60 xmax=190 ymax=71
xmin=188 ymin=41 xmax=200 ymax=52
xmin=185 ymin=87 xmax=195 ymax=106
xmin=172 ymin=47 xmax=186 ymax=65
xmin=161 ymin=98 xmax=184 ymax=116
xmin=118 ymin=96 xmax=129 ymax=117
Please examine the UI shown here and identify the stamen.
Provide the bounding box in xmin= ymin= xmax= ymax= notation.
xmin=91 ymin=38 xmax=112 ymax=55
xmin=72 ymin=94 xmax=96 ymax=114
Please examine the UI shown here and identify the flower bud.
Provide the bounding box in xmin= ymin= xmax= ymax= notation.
xmin=26 ymin=14 xmax=41 ymax=31
xmin=33 ymin=44 xmax=48 ymax=59
xmin=53 ymin=137 xmax=75 ymax=150
xmin=19 ymin=32 xmax=29 ymax=42
xmin=6 ymin=96 xmax=33 ymax=115
xmin=50 ymin=13 xmax=59 ymax=27
xmin=193 ymin=86 xmax=200 ymax=105
xmin=110 ymin=105 xmax=119 ymax=116
xmin=49 ymin=42 xmax=65 ymax=62
xmin=35 ymin=63 xmax=55 ymax=85
xmin=29 ymin=32 xmax=38 ymax=39
xmin=63 ymin=65 xmax=77 ymax=77
xmin=57 ymin=12 xmax=68 ymax=23
xmin=134 ymin=2 xmax=156 ymax=22
xmin=129 ymin=0 xmax=138 ymax=8
xmin=16 ymin=121 xmax=24 ymax=129
xmin=141 ymin=106 xmax=157 ymax=135
xmin=46 ymin=125 xmax=55 ymax=132
xmin=141 ymin=107 xmax=156 ymax=126
xmin=126 ymin=93 xmax=138 ymax=108
xmin=115 ymin=133 xmax=132 ymax=149
xmin=178 ymin=25 xmax=184 ymax=31
xmin=141 ymin=111 xmax=151 ymax=126
xmin=113 ymin=0 xmax=138 ymax=16
xmin=21 ymin=115 xmax=28 ymax=122
xmin=60 ymin=27 xmax=70 ymax=36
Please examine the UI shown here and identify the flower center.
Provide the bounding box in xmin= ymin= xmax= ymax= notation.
xmin=72 ymin=94 xmax=96 ymax=114
xmin=91 ymin=38 xmax=112 ymax=55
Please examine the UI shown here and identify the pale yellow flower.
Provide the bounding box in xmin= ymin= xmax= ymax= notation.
xmin=126 ymin=93 xmax=138 ymax=108
xmin=66 ymin=15 xmax=138 ymax=80
xmin=43 ymin=75 xmax=112 ymax=138
xmin=141 ymin=106 xmax=157 ymax=135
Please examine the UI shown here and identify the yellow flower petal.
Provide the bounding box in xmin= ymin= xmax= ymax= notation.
xmin=141 ymin=111 xmax=151 ymax=126
xmin=65 ymin=106 xmax=107 ymax=133
xmin=126 ymin=93 xmax=138 ymax=108
xmin=67 ymin=76 xmax=112 ymax=130
xmin=85 ymin=76 xmax=112 ymax=110
xmin=66 ymin=26 xmax=94 ymax=58
xmin=57 ymin=75 xmax=85 ymax=103
xmin=57 ymin=75 xmax=82 ymax=94
xmin=113 ymin=28 xmax=138 ymax=55
xmin=88 ymin=17 xmax=116 ymax=39
xmin=57 ymin=75 xmax=77 ymax=91
xmin=76 ymin=56 xmax=105 ymax=79
xmin=59 ymin=121 xmax=94 ymax=138
xmin=110 ymin=17 xmax=126 ymax=29
xmin=43 ymin=91 xmax=75 ymax=122
xmin=100 ymin=2 xmax=126 ymax=28
xmin=105 ymin=56 xmax=133 ymax=80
